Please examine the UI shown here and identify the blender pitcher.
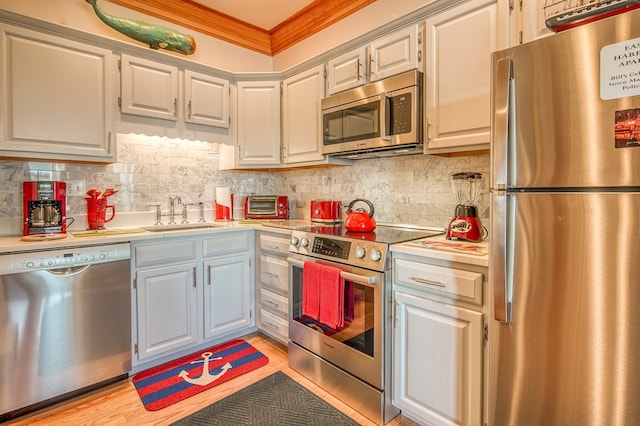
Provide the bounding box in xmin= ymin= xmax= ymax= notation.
xmin=446 ymin=172 xmax=484 ymax=242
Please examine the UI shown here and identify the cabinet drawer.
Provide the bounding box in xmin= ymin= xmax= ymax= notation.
xmin=260 ymin=288 xmax=288 ymax=316
xmin=259 ymin=309 xmax=288 ymax=343
xmin=394 ymin=259 xmax=483 ymax=305
xmin=259 ymin=234 xmax=290 ymax=255
xmin=134 ymin=240 xmax=196 ymax=268
xmin=203 ymin=232 xmax=251 ymax=257
xmin=259 ymin=255 xmax=289 ymax=293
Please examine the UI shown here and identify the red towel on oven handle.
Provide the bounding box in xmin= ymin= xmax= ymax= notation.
xmin=318 ymin=264 xmax=345 ymax=329
xmin=302 ymin=261 xmax=321 ymax=320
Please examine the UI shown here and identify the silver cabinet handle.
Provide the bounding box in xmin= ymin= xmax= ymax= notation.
xmin=410 ymin=276 xmax=445 ymax=287
xmin=265 ymin=300 xmax=279 ymax=308
xmin=262 ymin=322 xmax=279 ymax=331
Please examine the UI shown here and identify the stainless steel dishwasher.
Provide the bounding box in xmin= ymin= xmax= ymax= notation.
xmin=0 ymin=243 xmax=131 ymax=420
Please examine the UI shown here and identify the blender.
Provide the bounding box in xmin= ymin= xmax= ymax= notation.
xmin=446 ymin=172 xmax=484 ymax=242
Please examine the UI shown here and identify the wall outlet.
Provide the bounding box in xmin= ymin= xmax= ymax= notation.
xmin=67 ymin=180 xmax=85 ymax=196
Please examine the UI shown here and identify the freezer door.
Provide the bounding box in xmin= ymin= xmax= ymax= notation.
xmin=491 ymin=9 xmax=640 ymax=189
xmin=488 ymin=192 xmax=640 ymax=425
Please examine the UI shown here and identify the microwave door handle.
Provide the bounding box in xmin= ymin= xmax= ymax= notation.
xmin=381 ymin=93 xmax=391 ymax=141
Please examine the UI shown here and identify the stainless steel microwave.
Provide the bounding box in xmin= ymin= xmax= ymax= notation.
xmin=321 ymin=70 xmax=423 ymax=159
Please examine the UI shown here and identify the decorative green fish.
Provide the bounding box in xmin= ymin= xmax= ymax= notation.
xmin=85 ymin=0 xmax=196 ymax=55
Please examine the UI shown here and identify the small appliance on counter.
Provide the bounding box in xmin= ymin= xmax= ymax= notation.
xmin=243 ymin=195 xmax=289 ymax=219
xmin=310 ymin=200 xmax=342 ymax=223
xmin=23 ymin=181 xmax=69 ymax=236
xmin=446 ymin=172 xmax=484 ymax=242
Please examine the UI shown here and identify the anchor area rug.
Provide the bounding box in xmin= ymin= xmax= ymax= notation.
xmin=132 ymin=339 xmax=269 ymax=410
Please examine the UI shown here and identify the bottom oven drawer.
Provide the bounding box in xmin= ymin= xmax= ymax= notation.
xmin=259 ymin=309 xmax=288 ymax=343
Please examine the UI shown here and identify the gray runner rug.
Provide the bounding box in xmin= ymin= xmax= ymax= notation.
xmin=171 ymin=371 xmax=360 ymax=425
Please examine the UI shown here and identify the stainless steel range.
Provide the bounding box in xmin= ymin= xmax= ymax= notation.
xmin=287 ymin=224 xmax=444 ymax=424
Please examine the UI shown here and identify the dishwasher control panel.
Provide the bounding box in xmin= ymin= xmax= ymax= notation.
xmin=0 ymin=243 xmax=131 ymax=274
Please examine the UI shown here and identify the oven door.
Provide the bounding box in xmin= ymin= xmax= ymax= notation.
xmin=287 ymin=255 xmax=384 ymax=389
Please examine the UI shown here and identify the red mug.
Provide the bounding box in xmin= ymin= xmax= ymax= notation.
xmin=85 ymin=198 xmax=115 ymax=230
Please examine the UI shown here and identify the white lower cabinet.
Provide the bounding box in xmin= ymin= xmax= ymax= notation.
xmin=136 ymin=263 xmax=198 ymax=360
xmin=203 ymin=254 xmax=252 ymax=339
xmin=255 ymin=230 xmax=291 ymax=344
xmin=393 ymin=291 xmax=483 ymax=426
xmin=132 ymin=230 xmax=254 ymax=366
xmin=392 ymin=255 xmax=487 ymax=426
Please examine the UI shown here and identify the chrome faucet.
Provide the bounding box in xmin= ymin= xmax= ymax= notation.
xmin=168 ymin=195 xmax=181 ymax=224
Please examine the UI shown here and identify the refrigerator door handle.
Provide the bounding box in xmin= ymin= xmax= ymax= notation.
xmin=491 ymin=56 xmax=512 ymax=190
xmin=491 ymin=191 xmax=513 ymax=323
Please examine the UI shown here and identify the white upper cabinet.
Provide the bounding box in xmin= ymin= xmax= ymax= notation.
xmin=369 ymin=24 xmax=422 ymax=82
xmin=425 ymin=0 xmax=505 ymax=154
xmin=184 ymin=70 xmax=230 ymax=128
xmin=282 ymin=65 xmax=325 ymax=164
xmin=326 ymin=47 xmax=366 ymax=95
xmin=236 ymin=80 xmax=281 ymax=166
xmin=120 ymin=54 xmax=231 ymax=130
xmin=120 ymin=54 xmax=179 ymax=121
xmin=0 ymin=23 xmax=115 ymax=162
xmin=326 ymin=25 xmax=422 ymax=95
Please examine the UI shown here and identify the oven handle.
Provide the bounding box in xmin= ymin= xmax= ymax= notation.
xmin=287 ymin=257 xmax=378 ymax=285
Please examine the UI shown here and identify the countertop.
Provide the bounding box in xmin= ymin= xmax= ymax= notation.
xmin=390 ymin=234 xmax=489 ymax=267
xmin=1 ymin=222 xmax=489 ymax=268
xmin=0 ymin=221 xmax=264 ymax=253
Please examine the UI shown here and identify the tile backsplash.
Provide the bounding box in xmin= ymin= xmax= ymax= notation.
xmin=0 ymin=133 xmax=489 ymax=234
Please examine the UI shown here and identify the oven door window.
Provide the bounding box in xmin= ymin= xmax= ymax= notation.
xmin=291 ymin=266 xmax=375 ymax=357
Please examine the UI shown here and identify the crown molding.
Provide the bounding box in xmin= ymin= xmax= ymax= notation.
xmin=107 ymin=0 xmax=375 ymax=56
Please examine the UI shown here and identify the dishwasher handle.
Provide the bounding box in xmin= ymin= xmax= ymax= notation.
xmin=46 ymin=265 xmax=92 ymax=276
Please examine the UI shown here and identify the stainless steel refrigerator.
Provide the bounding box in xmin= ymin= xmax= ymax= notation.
xmin=489 ymin=9 xmax=640 ymax=426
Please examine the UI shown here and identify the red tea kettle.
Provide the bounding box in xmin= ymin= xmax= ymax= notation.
xmin=344 ymin=199 xmax=377 ymax=232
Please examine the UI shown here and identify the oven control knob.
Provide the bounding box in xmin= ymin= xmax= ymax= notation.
xmin=355 ymin=246 xmax=366 ymax=259
xmin=370 ymin=249 xmax=382 ymax=262
xmin=290 ymin=236 xmax=299 ymax=246
xmin=300 ymin=238 xmax=309 ymax=248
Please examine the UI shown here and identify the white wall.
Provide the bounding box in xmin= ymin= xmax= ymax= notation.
xmin=273 ymin=0 xmax=437 ymax=70
xmin=0 ymin=0 xmax=273 ymax=72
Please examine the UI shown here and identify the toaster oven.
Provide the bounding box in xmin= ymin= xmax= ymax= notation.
xmin=243 ymin=195 xmax=289 ymax=219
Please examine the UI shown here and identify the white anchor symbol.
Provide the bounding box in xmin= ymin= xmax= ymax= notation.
xmin=178 ymin=351 xmax=233 ymax=386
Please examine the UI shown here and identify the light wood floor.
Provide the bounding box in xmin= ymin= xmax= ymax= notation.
xmin=6 ymin=333 xmax=419 ymax=426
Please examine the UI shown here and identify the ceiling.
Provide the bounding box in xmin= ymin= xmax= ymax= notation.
xmin=191 ymin=0 xmax=316 ymax=31
xmin=107 ymin=0 xmax=376 ymax=56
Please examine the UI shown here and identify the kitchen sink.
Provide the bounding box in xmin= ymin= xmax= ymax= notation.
xmin=141 ymin=223 xmax=222 ymax=232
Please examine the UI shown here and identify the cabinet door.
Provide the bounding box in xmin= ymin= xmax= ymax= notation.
xmin=369 ymin=24 xmax=421 ymax=82
xmin=0 ymin=24 xmax=114 ymax=162
xmin=237 ymin=81 xmax=281 ymax=165
xmin=203 ymin=254 xmax=253 ymax=339
xmin=326 ymin=47 xmax=366 ymax=95
xmin=282 ymin=65 xmax=325 ymax=164
xmin=136 ymin=263 xmax=198 ymax=360
xmin=393 ymin=291 xmax=483 ymax=426
xmin=184 ymin=70 xmax=229 ymax=128
xmin=120 ymin=54 xmax=178 ymax=121
xmin=425 ymin=0 xmax=500 ymax=153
